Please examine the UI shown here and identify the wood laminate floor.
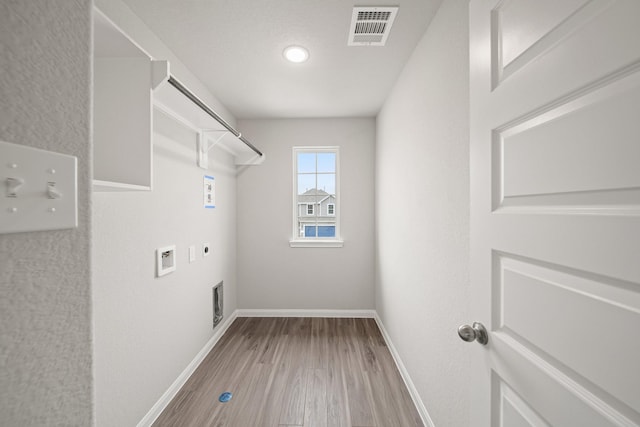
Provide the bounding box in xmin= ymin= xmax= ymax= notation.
xmin=153 ymin=317 xmax=424 ymax=427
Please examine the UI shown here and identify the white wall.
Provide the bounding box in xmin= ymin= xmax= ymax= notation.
xmin=237 ymin=119 xmax=375 ymax=310
xmin=94 ymin=0 xmax=236 ymax=129
xmin=91 ymin=1 xmax=240 ymax=425
xmin=93 ymin=125 xmax=237 ymax=427
xmin=0 ymin=1 xmax=93 ymax=425
xmin=375 ymin=1 xmax=470 ymax=426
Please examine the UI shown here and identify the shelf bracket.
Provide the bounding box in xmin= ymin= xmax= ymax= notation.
xmin=197 ymin=131 xmax=230 ymax=169
xmin=151 ymin=60 xmax=170 ymax=90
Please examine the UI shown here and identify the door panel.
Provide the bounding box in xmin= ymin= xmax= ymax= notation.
xmin=493 ymin=0 xmax=614 ymax=85
xmin=497 ymin=254 xmax=640 ymax=413
xmin=498 ymin=73 xmax=640 ymax=208
xmin=496 ymin=379 xmax=551 ymax=427
xmin=492 ymin=336 xmax=636 ymax=426
xmin=470 ymin=0 xmax=640 ymax=425
xmin=487 ymin=0 xmax=640 ymax=123
xmin=497 ymin=0 xmax=590 ymax=66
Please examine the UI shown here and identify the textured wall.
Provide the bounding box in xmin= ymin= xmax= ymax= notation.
xmin=91 ymin=1 xmax=241 ymax=425
xmin=237 ymin=118 xmax=375 ymax=310
xmin=375 ymin=0 xmax=470 ymax=425
xmin=0 ymin=1 xmax=94 ymax=426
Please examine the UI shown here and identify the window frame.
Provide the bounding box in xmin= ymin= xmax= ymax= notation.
xmin=327 ymin=203 xmax=335 ymax=216
xmin=290 ymin=146 xmax=343 ymax=248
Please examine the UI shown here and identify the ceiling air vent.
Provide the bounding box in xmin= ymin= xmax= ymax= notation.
xmin=348 ymin=6 xmax=399 ymax=46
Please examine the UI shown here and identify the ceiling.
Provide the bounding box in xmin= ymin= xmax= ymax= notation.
xmin=121 ymin=0 xmax=443 ymax=119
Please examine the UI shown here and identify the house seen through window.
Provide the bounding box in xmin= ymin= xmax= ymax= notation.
xmin=293 ymin=147 xmax=339 ymax=240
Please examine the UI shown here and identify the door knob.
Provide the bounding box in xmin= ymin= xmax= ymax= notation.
xmin=458 ymin=322 xmax=488 ymax=345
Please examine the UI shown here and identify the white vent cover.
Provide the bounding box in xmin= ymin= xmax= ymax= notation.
xmin=348 ymin=6 xmax=399 ymax=46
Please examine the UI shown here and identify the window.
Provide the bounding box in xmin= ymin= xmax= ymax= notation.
xmin=303 ymin=225 xmax=336 ymax=237
xmin=291 ymin=147 xmax=342 ymax=247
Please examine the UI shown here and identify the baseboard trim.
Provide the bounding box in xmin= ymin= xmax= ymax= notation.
xmin=236 ymin=308 xmax=376 ymax=318
xmin=136 ymin=310 xmax=238 ymax=427
xmin=374 ymin=313 xmax=436 ymax=427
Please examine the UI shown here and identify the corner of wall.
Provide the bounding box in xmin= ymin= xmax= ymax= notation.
xmin=374 ymin=0 xmax=471 ymax=425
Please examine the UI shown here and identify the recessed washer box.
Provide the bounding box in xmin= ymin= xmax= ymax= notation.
xmin=156 ymin=245 xmax=176 ymax=277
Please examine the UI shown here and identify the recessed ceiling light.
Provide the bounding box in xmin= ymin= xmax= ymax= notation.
xmin=283 ymin=45 xmax=309 ymax=63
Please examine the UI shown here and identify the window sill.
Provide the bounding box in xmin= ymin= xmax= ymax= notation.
xmin=289 ymin=239 xmax=344 ymax=248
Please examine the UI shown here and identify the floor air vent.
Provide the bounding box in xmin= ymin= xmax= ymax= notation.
xmin=348 ymin=6 xmax=399 ymax=46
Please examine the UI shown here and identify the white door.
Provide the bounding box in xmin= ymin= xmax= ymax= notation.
xmin=469 ymin=0 xmax=640 ymax=425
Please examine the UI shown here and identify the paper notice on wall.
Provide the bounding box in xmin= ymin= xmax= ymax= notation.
xmin=204 ymin=175 xmax=215 ymax=209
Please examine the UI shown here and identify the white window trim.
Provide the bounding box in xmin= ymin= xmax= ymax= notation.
xmin=327 ymin=203 xmax=335 ymax=216
xmin=290 ymin=239 xmax=344 ymax=248
xmin=307 ymin=204 xmax=314 ymax=215
xmin=290 ymin=146 xmax=342 ymax=248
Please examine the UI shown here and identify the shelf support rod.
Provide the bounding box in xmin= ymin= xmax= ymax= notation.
xmin=167 ymin=75 xmax=263 ymax=157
